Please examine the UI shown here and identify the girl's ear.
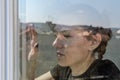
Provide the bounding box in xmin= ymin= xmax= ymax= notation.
xmin=95 ymin=33 xmax=102 ymax=43
xmin=89 ymin=33 xmax=102 ymax=51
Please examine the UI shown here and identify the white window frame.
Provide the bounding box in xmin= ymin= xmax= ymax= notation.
xmin=0 ymin=0 xmax=19 ymax=80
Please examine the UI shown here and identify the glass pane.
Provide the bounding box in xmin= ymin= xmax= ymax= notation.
xmin=19 ymin=1 xmax=57 ymax=80
xmin=19 ymin=0 xmax=120 ymax=80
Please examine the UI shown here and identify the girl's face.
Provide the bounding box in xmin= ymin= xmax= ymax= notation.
xmin=52 ymin=29 xmax=93 ymax=67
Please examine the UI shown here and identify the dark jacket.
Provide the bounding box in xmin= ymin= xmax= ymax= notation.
xmin=50 ymin=59 xmax=120 ymax=80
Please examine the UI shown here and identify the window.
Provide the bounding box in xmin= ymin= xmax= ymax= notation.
xmin=0 ymin=0 xmax=120 ymax=80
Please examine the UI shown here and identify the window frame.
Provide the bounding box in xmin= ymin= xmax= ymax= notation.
xmin=0 ymin=0 xmax=19 ymax=80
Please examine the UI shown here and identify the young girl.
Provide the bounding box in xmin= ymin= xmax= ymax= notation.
xmin=35 ymin=24 xmax=120 ymax=80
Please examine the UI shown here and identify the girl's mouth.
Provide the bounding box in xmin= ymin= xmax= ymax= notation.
xmin=57 ymin=50 xmax=65 ymax=56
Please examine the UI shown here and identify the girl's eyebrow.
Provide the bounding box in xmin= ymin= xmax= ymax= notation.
xmin=60 ymin=30 xmax=71 ymax=35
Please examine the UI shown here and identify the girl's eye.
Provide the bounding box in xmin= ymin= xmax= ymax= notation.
xmin=64 ymin=35 xmax=71 ymax=38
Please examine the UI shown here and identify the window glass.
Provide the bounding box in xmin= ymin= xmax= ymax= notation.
xmin=19 ymin=0 xmax=120 ymax=80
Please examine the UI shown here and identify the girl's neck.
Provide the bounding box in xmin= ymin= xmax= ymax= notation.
xmin=70 ymin=56 xmax=95 ymax=76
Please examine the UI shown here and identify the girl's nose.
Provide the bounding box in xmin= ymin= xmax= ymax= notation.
xmin=52 ymin=35 xmax=65 ymax=49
